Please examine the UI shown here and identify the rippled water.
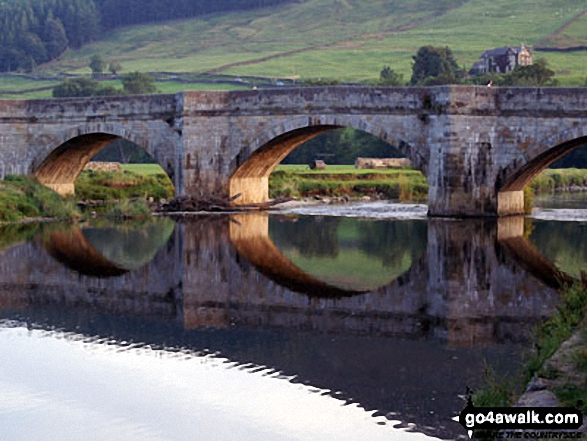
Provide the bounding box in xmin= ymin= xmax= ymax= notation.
xmin=1 ymin=326 xmax=433 ymax=441
xmin=0 ymin=202 xmax=585 ymax=440
xmin=275 ymin=201 xmax=428 ymax=219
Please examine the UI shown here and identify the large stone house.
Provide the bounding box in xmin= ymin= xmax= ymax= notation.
xmin=469 ymin=44 xmax=532 ymax=76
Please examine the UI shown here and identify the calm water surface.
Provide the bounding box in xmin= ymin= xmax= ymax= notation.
xmin=1 ymin=198 xmax=586 ymax=440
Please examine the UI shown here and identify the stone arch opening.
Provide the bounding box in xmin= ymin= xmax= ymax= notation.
xmin=44 ymin=220 xmax=175 ymax=277
xmin=34 ymin=132 xmax=176 ymax=197
xmin=497 ymin=131 xmax=587 ymax=216
xmin=230 ymin=122 xmax=426 ymax=205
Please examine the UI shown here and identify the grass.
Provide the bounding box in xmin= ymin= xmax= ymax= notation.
xmin=0 ymin=175 xmax=80 ymax=222
xmin=0 ymin=168 xmax=174 ymax=222
xmin=529 ymin=168 xmax=587 ymax=193
xmin=472 ymin=283 xmax=587 ymax=415
xmin=1 ymin=0 xmax=585 ymax=96
xmin=75 ymin=168 xmax=174 ymax=201
xmin=270 ymin=165 xmax=587 ymax=202
xmin=525 ymin=283 xmax=587 ymax=381
xmin=121 ymin=163 xmax=168 ymax=175
xmin=269 ymin=166 xmax=428 ymax=201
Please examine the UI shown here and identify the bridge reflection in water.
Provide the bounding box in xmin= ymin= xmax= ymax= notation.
xmin=0 ymin=214 xmax=572 ymax=439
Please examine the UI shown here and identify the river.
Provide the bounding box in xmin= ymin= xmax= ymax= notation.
xmin=0 ymin=195 xmax=585 ymax=440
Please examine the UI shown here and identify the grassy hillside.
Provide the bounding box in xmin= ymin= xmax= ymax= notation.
xmin=2 ymin=0 xmax=587 ymax=95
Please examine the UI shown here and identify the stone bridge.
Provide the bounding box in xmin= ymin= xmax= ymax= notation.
xmin=1 ymin=86 xmax=586 ymax=217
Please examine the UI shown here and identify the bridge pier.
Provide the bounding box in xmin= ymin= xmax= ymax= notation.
xmin=1 ymin=87 xmax=586 ymax=217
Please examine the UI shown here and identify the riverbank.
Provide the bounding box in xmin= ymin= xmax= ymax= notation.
xmin=474 ymin=282 xmax=587 ymax=428
xmin=269 ymin=165 xmax=428 ymax=202
xmin=269 ymin=166 xmax=587 ymax=203
xmin=2 ymin=166 xmax=587 ymax=223
xmin=0 ymin=169 xmax=173 ymax=223
xmin=0 ymin=175 xmax=80 ymax=223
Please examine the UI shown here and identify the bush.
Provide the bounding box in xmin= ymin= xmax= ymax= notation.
xmin=0 ymin=175 xmax=80 ymax=222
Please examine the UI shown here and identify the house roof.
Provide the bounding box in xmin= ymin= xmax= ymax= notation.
xmin=481 ymin=46 xmax=515 ymax=58
xmin=481 ymin=45 xmax=528 ymax=58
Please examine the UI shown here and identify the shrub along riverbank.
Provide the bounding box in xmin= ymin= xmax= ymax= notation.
xmin=473 ymin=282 xmax=587 ymax=417
xmin=0 ymin=167 xmax=173 ymax=223
xmin=269 ymin=166 xmax=587 ymax=203
xmin=269 ymin=165 xmax=428 ymax=201
xmin=2 ymin=165 xmax=587 ymax=222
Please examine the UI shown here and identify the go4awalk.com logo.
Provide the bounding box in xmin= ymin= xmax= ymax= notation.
xmin=453 ymin=400 xmax=584 ymax=439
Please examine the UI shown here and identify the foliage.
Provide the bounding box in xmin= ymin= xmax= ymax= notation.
xmin=108 ymin=199 xmax=152 ymax=220
xmin=472 ymin=363 xmax=520 ymax=407
xmin=269 ymin=167 xmax=428 ymax=201
xmin=523 ymin=186 xmax=535 ymax=214
xmin=281 ymin=128 xmax=404 ymax=165
xmin=379 ymin=66 xmax=404 ymax=86
xmin=269 ymin=217 xmax=427 ymax=291
xmin=74 ymin=169 xmax=173 ymax=201
xmin=95 ymin=0 xmax=294 ymax=30
xmin=89 ymin=54 xmax=107 ymax=76
xmin=529 ymin=168 xmax=587 ymax=193
xmin=108 ymin=60 xmax=122 ymax=75
xmin=52 ymin=76 xmax=119 ymax=97
xmin=0 ymin=0 xmax=99 ymax=72
xmin=500 ymin=58 xmax=557 ymax=86
xmin=93 ymin=139 xmax=157 ymax=164
xmin=53 ymin=77 xmax=98 ymax=97
xmin=0 ymin=223 xmax=40 ymax=251
xmin=121 ymin=71 xmax=157 ymax=94
xmin=469 ymin=58 xmax=558 ymax=87
xmin=52 ymin=71 xmax=158 ymax=97
xmin=525 ymin=283 xmax=587 ymax=383
xmin=0 ymin=175 xmax=80 ymax=222
xmin=410 ymin=46 xmax=463 ymax=86
xmin=0 ymin=0 xmax=295 ymax=73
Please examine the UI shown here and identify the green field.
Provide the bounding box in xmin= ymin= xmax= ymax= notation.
xmin=274 ymin=164 xmax=420 ymax=174
xmin=1 ymin=0 xmax=586 ymax=97
xmin=121 ymin=164 xmax=168 ymax=175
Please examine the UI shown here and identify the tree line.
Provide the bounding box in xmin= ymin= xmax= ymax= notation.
xmin=0 ymin=0 xmax=293 ymax=72
xmin=379 ymin=45 xmax=558 ymax=87
xmin=0 ymin=0 xmax=99 ymax=71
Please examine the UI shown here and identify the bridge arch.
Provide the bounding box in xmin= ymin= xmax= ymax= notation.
xmin=495 ymin=126 xmax=587 ymax=215
xmin=32 ymin=122 xmax=180 ymax=196
xmin=499 ymin=126 xmax=587 ymax=192
xmin=229 ymin=115 xmax=428 ymax=204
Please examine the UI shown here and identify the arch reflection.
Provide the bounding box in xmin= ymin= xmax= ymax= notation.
xmin=228 ymin=213 xmax=426 ymax=297
xmin=43 ymin=219 xmax=175 ymax=277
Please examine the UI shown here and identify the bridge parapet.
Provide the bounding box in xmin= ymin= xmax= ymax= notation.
xmin=1 ymin=87 xmax=587 ymax=216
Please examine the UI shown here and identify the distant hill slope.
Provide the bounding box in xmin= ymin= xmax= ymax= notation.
xmin=31 ymin=0 xmax=587 ymax=86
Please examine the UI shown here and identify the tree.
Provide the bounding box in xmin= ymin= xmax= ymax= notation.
xmin=89 ymin=54 xmax=107 ymax=76
xmin=109 ymin=60 xmax=122 ymax=75
xmin=501 ymin=58 xmax=557 ymax=86
xmin=122 ymin=71 xmax=157 ymax=94
xmin=43 ymin=18 xmax=69 ymax=59
xmin=53 ymin=77 xmax=100 ymax=97
xmin=379 ymin=66 xmax=404 ymax=86
xmin=52 ymin=77 xmax=121 ymax=97
xmin=19 ymin=32 xmax=47 ymax=65
xmin=410 ymin=46 xmax=462 ymax=86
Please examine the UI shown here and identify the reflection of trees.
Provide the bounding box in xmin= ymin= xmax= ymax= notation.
xmin=269 ymin=217 xmax=341 ymax=258
xmin=269 ymin=216 xmax=428 ymax=270
xmin=529 ymin=220 xmax=587 ymax=278
xmin=356 ymin=220 xmax=427 ymax=268
xmin=0 ymin=223 xmax=40 ymax=251
xmin=82 ymin=219 xmax=175 ymax=269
